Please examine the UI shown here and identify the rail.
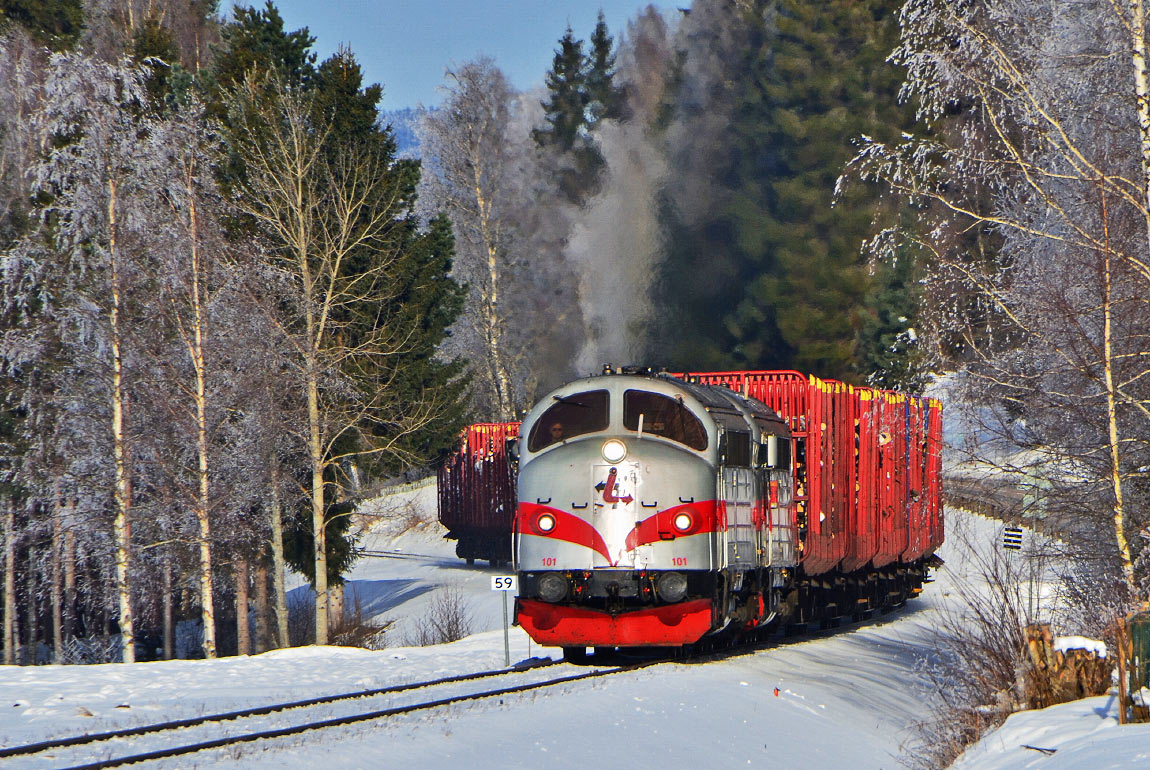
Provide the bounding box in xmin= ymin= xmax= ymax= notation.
xmin=3 ymin=658 xmax=671 ymax=770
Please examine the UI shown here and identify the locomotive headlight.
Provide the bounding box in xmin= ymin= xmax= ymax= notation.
xmin=673 ymin=511 xmax=693 ymax=533
xmin=656 ymin=571 xmax=688 ymax=603
xmin=537 ymin=572 xmax=568 ymax=602
xmin=601 ymin=439 xmax=627 ymax=463
xmin=536 ymin=513 xmax=556 ymax=533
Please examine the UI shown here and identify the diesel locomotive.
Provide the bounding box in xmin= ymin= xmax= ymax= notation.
xmin=438 ymin=368 xmax=944 ymax=661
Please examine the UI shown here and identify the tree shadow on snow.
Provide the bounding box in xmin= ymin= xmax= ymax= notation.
xmin=342 ymin=579 xmax=436 ymax=617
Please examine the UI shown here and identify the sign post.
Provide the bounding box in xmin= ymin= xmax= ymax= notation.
xmin=491 ymin=575 xmax=517 ymax=667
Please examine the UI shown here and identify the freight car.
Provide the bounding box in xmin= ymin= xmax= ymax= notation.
xmin=437 ymin=422 xmax=519 ymax=566
xmin=437 ymin=368 xmax=943 ymax=660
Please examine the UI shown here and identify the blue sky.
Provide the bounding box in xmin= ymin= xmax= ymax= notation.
xmin=253 ymin=1 xmax=669 ymax=111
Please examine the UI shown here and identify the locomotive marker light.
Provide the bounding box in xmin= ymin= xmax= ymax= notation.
xmin=673 ymin=511 xmax=694 ymax=533
xmin=536 ymin=513 xmax=556 ymax=533
xmin=492 ymin=575 xmax=518 ymax=667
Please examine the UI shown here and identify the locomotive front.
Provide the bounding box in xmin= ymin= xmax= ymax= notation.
xmin=514 ymin=372 xmax=727 ymax=654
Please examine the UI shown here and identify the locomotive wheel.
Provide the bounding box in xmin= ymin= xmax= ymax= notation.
xmin=563 ymin=646 xmax=590 ymax=664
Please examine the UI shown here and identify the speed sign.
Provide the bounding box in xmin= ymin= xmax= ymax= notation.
xmin=491 ymin=575 xmax=518 ymax=591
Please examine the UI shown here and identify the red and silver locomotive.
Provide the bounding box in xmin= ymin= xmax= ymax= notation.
xmin=508 ymin=368 xmax=943 ymax=661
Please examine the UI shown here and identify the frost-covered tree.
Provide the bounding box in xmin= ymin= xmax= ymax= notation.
xmin=0 ymin=27 xmax=45 ymax=248
xmin=20 ymin=53 xmax=154 ymax=661
xmin=135 ymin=103 xmax=235 ymax=658
xmin=420 ymin=60 xmax=519 ymax=419
xmin=850 ymin=0 xmax=1150 ymax=607
xmin=419 ymin=58 xmax=586 ymax=416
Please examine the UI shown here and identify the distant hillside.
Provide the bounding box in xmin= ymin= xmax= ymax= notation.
xmin=381 ymin=108 xmax=421 ymax=158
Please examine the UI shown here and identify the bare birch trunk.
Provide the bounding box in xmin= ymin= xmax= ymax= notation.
xmin=162 ymin=559 xmax=174 ymax=660
xmin=254 ymin=562 xmax=270 ymax=653
xmin=309 ymin=373 xmax=329 ymax=645
xmin=63 ymin=529 xmax=75 ymax=644
xmin=184 ymin=170 xmax=217 ymax=660
xmin=1103 ymin=282 xmax=1135 ymax=588
xmin=108 ymin=176 xmax=135 ymax=663
xmin=3 ymin=498 xmax=17 ymax=665
xmin=1131 ymin=0 xmax=1150 ymax=255
xmin=51 ymin=497 xmax=64 ymax=664
xmin=235 ymin=556 xmax=251 ymax=655
xmin=269 ymin=480 xmax=289 ymax=648
xmin=329 ymin=582 xmax=344 ymax=631
xmin=1099 ymin=186 xmax=1136 ymax=592
xmin=473 ymin=169 xmax=515 ymax=420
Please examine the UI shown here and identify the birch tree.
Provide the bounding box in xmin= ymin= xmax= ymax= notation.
xmin=849 ymin=0 xmax=1150 ymax=605
xmin=30 ymin=53 xmax=153 ymax=661
xmin=227 ymin=72 xmax=450 ymax=642
xmin=139 ymin=104 xmax=230 ymax=657
xmin=420 ymin=61 xmax=519 ymax=419
xmin=419 ymin=59 xmax=581 ymax=416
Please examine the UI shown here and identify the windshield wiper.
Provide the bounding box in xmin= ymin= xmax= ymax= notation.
xmin=552 ymin=394 xmax=591 ymax=408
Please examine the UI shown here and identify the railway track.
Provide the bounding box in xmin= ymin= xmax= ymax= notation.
xmin=2 ymin=658 xmax=665 ymax=769
xmin=3 ymin=590 xmax=924 ymax=769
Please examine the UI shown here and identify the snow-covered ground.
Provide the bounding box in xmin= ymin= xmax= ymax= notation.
xmin=2 ymin=487 xmax=1147 ymax=769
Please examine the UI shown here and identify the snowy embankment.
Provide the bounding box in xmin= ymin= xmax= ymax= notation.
xmin=1 ymin=488 xmax=1147 ymax=769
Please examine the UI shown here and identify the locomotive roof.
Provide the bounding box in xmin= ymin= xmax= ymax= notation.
xmin=526 ymin=372 xmax=790 ymax=436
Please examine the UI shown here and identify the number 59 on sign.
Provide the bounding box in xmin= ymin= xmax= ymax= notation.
xmin=491 ymin=575 xmax=517 ymax=591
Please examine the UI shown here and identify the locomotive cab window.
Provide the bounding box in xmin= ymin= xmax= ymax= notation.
xmin=528 ymin=390 xmax=609 ymax=451
xmin=623 ymin=390 xmax=708 ymax=451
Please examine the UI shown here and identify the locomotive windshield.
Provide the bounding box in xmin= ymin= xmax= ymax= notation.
xmin=623 ymin=390 xmax=708 ymax=450
xmin=527 ymin=390 xmax=610 ymax=451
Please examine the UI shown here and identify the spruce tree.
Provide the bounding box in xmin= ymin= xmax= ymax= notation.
xmin=585 ymin=11 xmax=622 ymax=126
xmin=657 ymin=0 xmax=919 ymax=383
xmin=0 ymin=0 xmax=83 ymax=50
xmin=739 ymin=0 xmax=918 ymax=381
xmin=208 ymin=0 xmax=315 ymax=114
xmin=534 ymin=26 xmax=588 ymax=151
xmin=131 ymin=17 xmax=182 ymax=111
